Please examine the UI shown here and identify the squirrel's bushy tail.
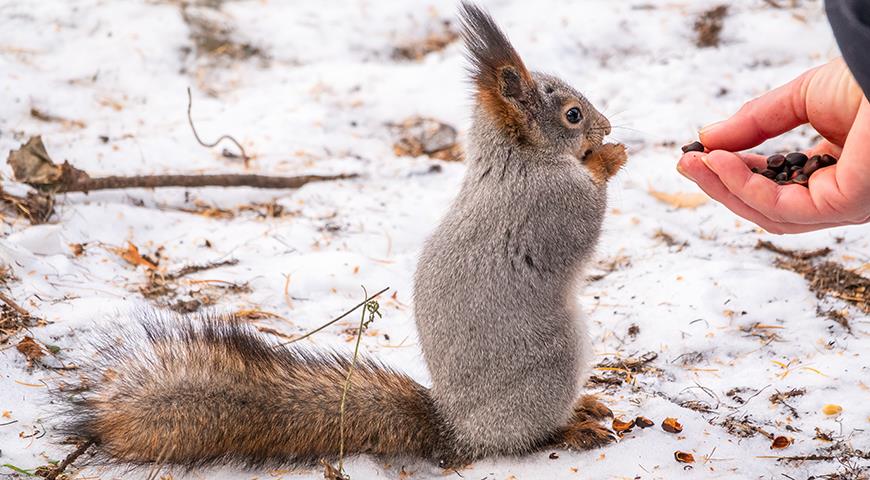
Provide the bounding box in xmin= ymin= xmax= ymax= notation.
xmin=57 ymin=313 xmax=449 ymax=468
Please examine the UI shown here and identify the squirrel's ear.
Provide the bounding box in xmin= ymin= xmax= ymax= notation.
xmin=497 ymin=65 xmax=525 ymax=99
xmin=459 ymin=2 xmax=536 ymax=137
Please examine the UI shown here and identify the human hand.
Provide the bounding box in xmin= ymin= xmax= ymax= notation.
xmin=677 ymin=58 xmax=870 ymax=234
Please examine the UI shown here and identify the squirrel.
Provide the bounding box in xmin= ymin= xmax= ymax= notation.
xmin=54 ymin=2 xmax=627 ymax=472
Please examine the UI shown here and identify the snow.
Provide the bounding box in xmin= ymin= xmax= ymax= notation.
xmin=1 ymin=0 xmax=868 ymax=479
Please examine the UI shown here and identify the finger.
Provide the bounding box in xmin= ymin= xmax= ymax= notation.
xmin=806 ymin=139 xmax=843 ymax=158
xmin=678 ymin=154 xmax=845 ymax=233
xmin=835 ymin=96 xmax=870 ymax=204
xmin=678 ymin=154 xmax=785 ymax=230
xmin=699 ymin=68 xmax=816 ymax=151
xmin=736 ymin=153 xmax=768 ymax=171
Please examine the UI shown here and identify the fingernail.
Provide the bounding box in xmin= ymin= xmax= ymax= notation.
xmin=699 ymin=121 xmax=723 ymax=136
xmin=699 ymin=154 xmax=712 ymax=169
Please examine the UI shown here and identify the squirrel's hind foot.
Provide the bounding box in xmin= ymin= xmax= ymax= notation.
xmin=573 ymin=395 xmax=614 ymax=421
xmin=556 ymin=396 xmax=617 ymax=450
xmin=559 ymin=420 xmax=618 ymax=450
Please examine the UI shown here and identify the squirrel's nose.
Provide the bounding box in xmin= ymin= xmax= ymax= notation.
xmin=601 ymin=118 xmax=612 ymax=136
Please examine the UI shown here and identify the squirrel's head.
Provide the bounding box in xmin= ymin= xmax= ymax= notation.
xmin=459 ymin=3 xmax=616 ymax=172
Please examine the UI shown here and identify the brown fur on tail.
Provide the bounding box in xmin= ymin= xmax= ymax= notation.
xmin=57 ymin=314 xmax=454 ymax=468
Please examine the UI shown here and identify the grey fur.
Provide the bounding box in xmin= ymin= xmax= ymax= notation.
xmin=414 ymin=4 xmax=612 ymax=460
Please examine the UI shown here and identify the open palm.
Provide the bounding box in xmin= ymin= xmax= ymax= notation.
xmin=677 ymin=58 xmax=870 ymax=234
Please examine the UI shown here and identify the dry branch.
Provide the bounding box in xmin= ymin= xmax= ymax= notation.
xmin=6 ymin=136 xmax=357 ymax=194
xmin=51 ymin=172 xmax=356 ymax=193
xmin=0 ymin=291 xmax=30 ymax=318
xmin=757 ymin=452 xmax=870 ymax=462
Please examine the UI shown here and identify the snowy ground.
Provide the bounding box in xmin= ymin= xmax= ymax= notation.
xmin=1 ymin=0 xmax=868 ymax=479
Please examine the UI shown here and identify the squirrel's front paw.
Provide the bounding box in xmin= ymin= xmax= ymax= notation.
xmin=560 ymin=420 xmax=618 ymax=450
xmin=583 ymin=143 xmax=627 ymax=184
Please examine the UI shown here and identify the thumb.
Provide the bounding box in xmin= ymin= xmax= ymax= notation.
xmin=699 ymin=67 xmax=815 ymax=151
xmin=835 ymin=96 xmax=870 ymax=211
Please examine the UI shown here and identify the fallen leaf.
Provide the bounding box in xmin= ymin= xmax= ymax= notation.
xmin=7 ymin=136 xmax=63 ymax=185
xmin=635 ymin=416 xmax=654 ymax=428
xmin=822 ymin=404 xmax=842 ymax=416
xmin=256 ymin=326 xmax=297 ymax=340
xmin=662 ymin=417 xmax=683 ymax=434
xmin=674 ymin=451 xmax=695 ymax=463
xmin=113 ymin=242 xmax=158 ymax=270
xmin=391 ymin=117 xmax=462 ymax=161
xmin=16 ymin=336 xmax=44 ymax=363
xmin=612 ymin=417 xmax=635 ymax=433
xmin=770 ymin=436 xmax=791 ymax=449
xmin=234 ymin=309 xmax=282 ymax=321
xmin=648 ymin=187 xmax=709 ymax=209
xmin=69 ymin=243 xmax=85 ymax=256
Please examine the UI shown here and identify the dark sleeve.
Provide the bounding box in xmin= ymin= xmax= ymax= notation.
xmin=826 ymin=0 xmax=870 ymax=97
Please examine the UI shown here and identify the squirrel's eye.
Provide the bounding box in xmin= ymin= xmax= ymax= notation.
xmin=565 ymin=107 xmax=583 ymax=124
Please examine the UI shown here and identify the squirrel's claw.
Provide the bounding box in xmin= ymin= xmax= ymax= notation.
xmin=559 ymin=420 xmax=618 ymax=450
xmin=573 ymin=395 xmax=614 ymax=421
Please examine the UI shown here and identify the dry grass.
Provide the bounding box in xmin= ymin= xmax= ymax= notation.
xmin=694 ymin=5 xmax=728 ymax=48
xmin=392 ymin=20 xmax=459 ymax=61
xmin=775 ymin=258 xmax=869 ymax=313
xmin=391 ymin=117 xmax=462 ymax=162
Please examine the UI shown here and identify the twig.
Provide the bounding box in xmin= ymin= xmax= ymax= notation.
xmin=43 ymin=440 xmax=93 ymax=480
xmin=166 ymin=258 xmax=238 ymax=280
xmin=0 ymin=291 xmax=31 ymax=317
xmin=757 ymin=452 xmax=870 ymax=461
xmin=7 ymin=136 xmax=357 ymax=195
xmin=276 ymin=287 xmax=389 ymax=347
xmin=187 ymin=87 xmax=249 ymax=166
xmin=769 ymin=388 xmax=805 ymax=418
xmin=283 ymin=273 xmax=293 ymax=309
xmin=52 ymin=172 xmax=358 ymax=193
xmin=703 ymin=446 xmax=718 ymax=465
xmin=756 ymin=240 xmax=831 ymax=260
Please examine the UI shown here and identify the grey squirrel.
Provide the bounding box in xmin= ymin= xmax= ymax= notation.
xmin=56 ymin=2 xmax=627 ymax=471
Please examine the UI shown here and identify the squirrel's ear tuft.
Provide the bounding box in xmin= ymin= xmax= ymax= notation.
xmin=459 ymin=2 xmax=535 ymax=138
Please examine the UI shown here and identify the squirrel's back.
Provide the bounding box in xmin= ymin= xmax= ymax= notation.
xmin=413 ymin=2 xmax=621 ymax=458
xmin=57 ymin=313 xmax=450 ymax=467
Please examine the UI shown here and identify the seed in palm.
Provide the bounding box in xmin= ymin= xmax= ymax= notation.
xmin=753 ymin=151 xmax=838 ymax=188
